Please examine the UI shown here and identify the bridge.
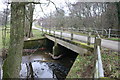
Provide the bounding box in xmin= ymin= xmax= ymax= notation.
xmin=32 ymin=26 xmax=119 ymax=78
xmin=45 ymin=34 xmax=91 ymax=55
xmin=33 ymin=26 xmax=119 ymax=52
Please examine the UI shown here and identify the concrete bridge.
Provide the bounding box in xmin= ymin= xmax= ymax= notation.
xmin=33 ymin=26 xmax=119 ymax=52
xmin=32 ymin=26 xmax=119 ymax=78
xmin=45 ymin=34 xmax=92 ymax=55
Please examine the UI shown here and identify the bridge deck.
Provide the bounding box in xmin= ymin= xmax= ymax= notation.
xmin=45 ymin=35 xmax=89 ymax=54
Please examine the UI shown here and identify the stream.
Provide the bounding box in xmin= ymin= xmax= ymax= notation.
xmin=20 ymin=50 xmax=77 ymax=79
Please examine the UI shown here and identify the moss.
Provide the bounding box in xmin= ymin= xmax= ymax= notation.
xmin=53 ymin=44 xmax=62 ymax=56
xmin=71 ymin=40 xmax=94 ymax=52
xmin=24 ymin=38 xmax=46 ymax=49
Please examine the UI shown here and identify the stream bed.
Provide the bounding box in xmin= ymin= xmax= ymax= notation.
xmin=20 ymin=50 xmax=77 ymax=79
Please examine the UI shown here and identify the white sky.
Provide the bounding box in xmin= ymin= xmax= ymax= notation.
xmin=0 ymin=0 xmax=119 ymax=19
xmin=0 ymin=0 xmax=7 ymax=11
xmin=0 ymin=0 xmax=77 ymax=19
xmin=33 ymin=0 xmax=77 ymax=19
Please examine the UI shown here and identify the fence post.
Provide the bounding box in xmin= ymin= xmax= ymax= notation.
xmin=46 ymin=28 xmax=47 ymax=33
xmin=60 ymin=30 xmax=62 ymax=38
xmin=94 ymin=36 xmax=101 ymax=57
xmin=87 ymin=32 xmax=91 ymax=45
xmin=108 ymin=28 xmax=111 ymax=38
xmin=49 ymin=28 xmax=51 ymax=34
xmin=96 ymin=38 xmax=101 ymax=48
xmin=54 ymin=27 xmax=55 ymax=36
xmin=41 ymin=27 xmax=43 ymax=33
xmin=71 ymin=33 xmax=73 ymax=40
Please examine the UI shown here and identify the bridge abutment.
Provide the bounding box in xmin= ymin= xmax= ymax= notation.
xmin=52 ymin=40 xmax=63 ymax=59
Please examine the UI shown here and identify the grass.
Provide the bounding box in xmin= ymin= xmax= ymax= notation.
xmin=0 ymin=27 xmax=10 ymax=56
xmin=101 ymin=48 xmax=119 ymax=78
xmin=0 ymin=28 xmax=44 ymax=49
xmin=106 ymin=38 xmax=120 ymax=42
xmin=0 ymin=27 xmax=44 ymax=55
xmin=0 ymin=28 xmax=10 ymax=49
xmin=30 ymin=29 xmax=45 ymax=40
xmin=34 ymin=25 xmax=42 ymax=28
xmin=67 ymin=47 xmax=119 ymax=78
xmin=67 ymin=53 xmax=94 ymax=78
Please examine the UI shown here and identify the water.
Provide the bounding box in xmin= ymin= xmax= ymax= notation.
xmin=20 ymin=51 xmax=77 ymax=79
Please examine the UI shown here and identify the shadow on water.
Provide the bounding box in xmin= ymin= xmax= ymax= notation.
xmin=20 ymin=49 xmax=78 ymax=79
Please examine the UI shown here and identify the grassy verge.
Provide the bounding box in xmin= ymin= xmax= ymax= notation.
xmin=67 ymin=48 xmax=119 ymax=78
xmin=31 ymin=29 xmax=45 ymax=40
xmin=0 ymin=27 xmax=10 ymax=56
xmin=105 ymin=38 xmax=120 ymax=42
xmin=0 ymin=28 xmax=44 ymax=49
xmin=101 ymin=48 xmax=119 ymax=78
xmin=0 ymin=28 xmax=10 ymax=49
xmin=67 ymin=53 xmax=94 ymax=78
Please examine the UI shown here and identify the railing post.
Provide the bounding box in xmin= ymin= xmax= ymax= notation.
xmin=54 ymin=27 xmax=56 ymax=36
xmin=60 ymin=31 xmax=62 ymax=38
xmin=46 ymin=28 xmax=47 ymax=33
xmin=42 ymin=27 xmax=43 ymax=33
xmin=108 ymin=28 xmax=111 ymax=38
xmin=71 ymin=27 xmax=73 ymax=40
xmin=70 ymin=33 xmax=73 ymax=40
xmin=49 ymin=28 xmax=51 ymax=34
xmin=96 ymin=38 xmax=101 ymax=48
xmin=87 ymin=32 xmax=91 ymax=45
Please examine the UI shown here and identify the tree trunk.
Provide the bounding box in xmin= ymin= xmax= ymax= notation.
xmin=2 ymin=2 xmax=25 ymax=78
xmin=28 ymin=3 xmax=34 ymax=38
xmin=116 ymin=2 xmax=120 ymax=26
xmin=24 ymin=3 xmax=34 ymax=38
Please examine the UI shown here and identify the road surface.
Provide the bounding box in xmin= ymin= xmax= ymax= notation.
xmin=32 ymin=26 xmax=119 ymax=51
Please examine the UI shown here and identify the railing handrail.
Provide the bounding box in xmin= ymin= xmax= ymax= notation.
xmin=94 ymin=31 xmax=104 ymax=78
xmin=96 ymin=45 xmax=104 ymax=78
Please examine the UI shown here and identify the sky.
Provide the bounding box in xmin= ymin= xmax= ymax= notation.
xmin=0 ymin=0 xmax=77 ymax=19
xmin=0 ymin=0 xmax=7 ymax=11
xmin=0 ymin=0 xmax=120 ymax=19
xmin=33 ymin=0 xmax=77 ymax=19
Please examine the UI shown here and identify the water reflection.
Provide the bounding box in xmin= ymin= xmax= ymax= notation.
xmin=20 ymin=61 xmax=56 ymax=78
xmin=20 ymin=51 xmax=77 ymax=79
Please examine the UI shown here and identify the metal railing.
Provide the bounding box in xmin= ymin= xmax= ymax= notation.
xmin=55 ymin=27 xmax=120 ymax=38
xmin=94 ymin=45 xmax=104 ymax=78
xmin=93 ymin=33 xmax=104 ymax=78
